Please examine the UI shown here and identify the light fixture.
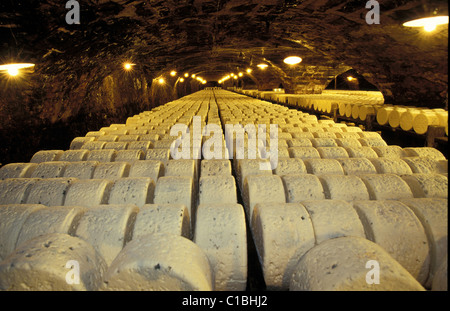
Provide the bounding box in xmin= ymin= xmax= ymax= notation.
xmin=246 ymin=68 xmax=252 ymax=74
xmin=347 ymin=76 xmax=355 ymax=82
xmin=170 ymin=70 xmax=177 ymax=76
xmin=257 ymin=63 xmax=268 ymax=69
xmin=184 ymin=73 xmax=189 ymax=77
xmin=202 ymin=80 xmax=207 ymax=84
xmin=179 ymin=77 xmax=185 ymax=82
xmin=0 ymin=63 xmax=35 ymax=77
xmin=123 ymin=62 xmax=135 ymax=71
xmin=403 ymin=16 xmax=449 ymax=32
xmin=158 ymin=78 xmax=165 ymax=84
xmin=233 ymin=75 xmax=238 ymax=79
xmin=191 ymin=74 xmax=196 ymax=78
xmin=238 ymin=72 xmax=243 ymax=77
xmin=283 ymin=56 xmax=302 ymax=65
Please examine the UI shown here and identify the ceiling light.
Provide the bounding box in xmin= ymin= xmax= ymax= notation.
xmin=246 ymin=68 xmax=252 ymax=74
xmin=238 ymin=72 xmax=243 ymax=77
xmin=202 ymin=81 xmax=207 ymax=84
xmin=170 ymin=70 xmax=177 ymax=76
xmin=257 ymin=63 xmax=268 ymax=69
xmin=123 ymin=62 xmax=135 ymax=71
xmin=192 ymin=74 xmax=196 ymax=78
xmin=179 ymin=78 xmax=184 ymax=82
xmin=403 ymin=16 xmax=449 ymax=32
xmin=283 ymin=56 xmax=302 ymax=65
xmin=347 ymin=76 xmax=355 ymax=81
xmin=158 ymin=78 xmax=165 ymax=84
xmin=0 ymin=63 xmax=35 ymax=77
xmin=184 ymin=73 xmax=189 ymax=77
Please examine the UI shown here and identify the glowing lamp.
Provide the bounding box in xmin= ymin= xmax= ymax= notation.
xmin=283 ymin=56 xmax=302 ymax=65
xmin=170 ymin=71 xmax=177 ymax=76
xmin=403 ymin=16 xmax=448 ymax=32
xmin=257 ymin=63 xmax=268 ymax=69
xmin=0 ymin=63 xmax=35 ymax=77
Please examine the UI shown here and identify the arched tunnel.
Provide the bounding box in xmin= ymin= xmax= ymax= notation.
xmin=0 ymin=0 xmax=448 ymax=294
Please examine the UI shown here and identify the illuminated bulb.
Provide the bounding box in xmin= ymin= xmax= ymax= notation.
xmin=283 ymin=56 xmax=302 ymax=65
xmin=7 ymin=67 xmax=19 ymax=76
xmin=424 ymin=23 xmax=436 ymax=32
xmin=0 ymin=63 xmax=35 ymax=77
xmin=123 ymin=62 xmax=135 ymax=71
xmin=233 ymin=75 xmax=238 ymax=79
xmin=238 ymin=72 xmax=243 ymax=77
xmin=347 ymin=76 xmax=355 ymax=82
xmin=170 ymin=71 xmax=177 ymax=76
xmin=179 ymin=78 xmax=184 ymax=82
xmin=246 ymin=68 xmax=252 ymax=74
xmin=192 ymin=74 xmax=196 ymax=78
xmin=158 ymin=78 xmax=165 ymax=84
xmin=184 ymin=73 xmax=189 ymax=77
xmin=257 ymin=63 xmax=268 ymax=69
xmin=202 ymin=81 xmax=206 ymax=84
xmin=403 ymin=16 xmax=449 ymax=32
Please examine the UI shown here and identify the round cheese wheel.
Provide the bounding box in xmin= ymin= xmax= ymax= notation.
xmin=281 ymin=174 xmax=325 ymax=202
xmin=145 ymin=149 xmax=171 ymax=165
xmin=70 ymin=137 xmax=95 ymax=150
xmin=290 ymin=236 xmax=425 ymax=291
xmin=117 ymin=135 xmax=140 ymax=142
xmin=432 ymin=255 xmax=447 ymax=291
xmin=376 ymin=106 xmax=395 ymax=125
xmin=92 ymin=162 xmax=130 ymax=179
xmin=413 ymin=111 xmax=440 ymax=134
xmin=370 ymin=158 xmax=413 ymax=175
xmin=0 ymin=179 xmax=39 ymax=205
xmin=63 ymin=161 xmax=98 ymax=179
xmin=200 ymin=159 xmax=232 ymax=177
xmin=310 ymin=138 xmax=338 ymax=147
xmin=336 ymin=158 xmax=377 ymax=175
xmin=0 ymin=233 xmax=107 ymax=291
xmin=402 ymin=157 xmax=444 ymax=174
xmin=129 ymin=160 xmax=163 ymax=181
xmin=0 ymin=163 xmax=37 ymax=179
xmin=114 ymin=150 xmax=145 ymax=161
xmin=304 ymin=158 xmax=344 ymax=175
xmin=198 ymin=175 xmax=237 ymax=205
xmin=371 ymin=145 xmax=407 ymax=158
xmin=75 ymin=204 xmax=139 ymax=266
xmin=334 ymin=138 xmax=362 ymax=148
xmin=359 ymin=173 xmax=413 ymax=200
xmin=96 ymin=135 xmax=119 ymax=142
xmin=400 ymin=174 xmax=448 ymax=199
xmin=101 ymin=233 xmax=213 ymax=290
xmin=26 ymin=178 xmax=77 ymax=207
xmin=194 ymin=204 xmax=247 ymax=291
xmin=108 ymin=177 xmax=155 ymax=207
xmin=251 ymin=202 xmax=315 ymax=290
xmin=59 ymin=150 xmax=90 ymax=162
xmin=352 ymin=200 xmax=429 ymax=284
xmin=30 ymin=161 xmax=69 ymax=179
xmin=86 ymin=150 xmax=117 ymax=162
xmin=345 ymin=146 xmax=379 ymax=158
xmin=288 ymin=147 xmax=321 ymax=159
xmin=317 ymin=147 xmax=349 ymax=159
xmin=400 ymin=109 xmax=421 ymax=131
xmin=64 ymin=179 xmax=114 ymax=207
xmin=237 ymin=159 xmax=272 ymax=190
xmin=103 ymin=142 xmax=129 ymax=150
xmin=318 ymin=174 xmax=369 ymax=200
xmin=30 ymin=150 xmax=64 ymax=163
xmin=127 ymin=141 xmax=152 ymax=151
xmin=273 ymin=158 xmax=307 ymax=176
xmin=388 ymin=107 xmax=408 ymax=128
xmin=403 ymin=147 xmax=446 ymax=161
xmin=243 ymin=175 xmax=286 ymax=218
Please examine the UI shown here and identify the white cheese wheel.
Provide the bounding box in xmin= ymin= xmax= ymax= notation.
xmin=291 ymin=132 xmax=314 ymax=139
xmin=376 ymin=106 xmax=395 ymax=125
xmin=243 ymin=175 xmax=286 ymax=218
xmin=432 ymin=255 xmax=447 ymax=291
xmin=0 ymin=204 xmax=45 ymax=260
xmin=402 ymin=157 xmax=444 ymax=174
xmin=108 ymin=177 xmax=155 ymax=207
xmin=281 ymin=174 xmax=325 ymax=202
xmin=0 ymin=233 xmax=107 ymax=291
xmin=114 ymin=150 xmax=145 ymax=161
xmin=388 ymin=107 xmax=408 ymax=128
xmin=290 ymin=236 xmax=425 ymax=291
xmin=145 ymin=149 xmax=171 ymax=165
xmin=310 ymin=138 xmax=338 ymax=147
xmin=96 ymin=135 xmax=119 ymax=142
xmin=15 ymin=206 xmax=87 ymax=247
xmin=58 ymin=150 xmax=90 ymax=162
xmin=237 ymin=159 xmax=272 ymax=190
xmin=400 ymin=198 xmax=448 ymax=289
xmin=345 ymin=146 xmax=379 ymax=158
xmin=400 ymin=108 xmax=421 ymax=131
xmin=403 ymin=147 xmax=446 ymax=161
xmin=359 ymin=173 xmax=413 ymax=200
xmin=273 ymin=158 xmax=307 ymax=175
xmin=288 ymin=147 xmax=321 ymax=159
xmin=30 ymin=150 xmax=64 ymax=163
xmin=413 ymin=111 xmax=440 ymax=134
xmin=70 ymin=137 xmax=95 ymax=150
xmin=304 ymin=158 xmax=344 ymax=175
xmin=101 ymin=233 xmax=213 ymax=290
xmin=318 ymin=174 xmax=369 ymax=200
xmin=336 ymin=158 xmax=377 ymax=175
xmin=352 ymin=200 xmax=429 ymax=284
xmin=371 ymin=145 xmax=407 ymax=158
xmin=341 ymin=126 xmax=362 ymax=133
xmin=0 ymin=179 xmax=39 ymax=205
xmin=103 ymin=142 xmax=129 ymax=150
xmin=335 ymin=132 xmax=361 ymax=139
xmin=334 ymin=138 xmax=362 ymax=148
xmin=198 ymin=175 xmax=237 ymax=205
xmin=370 ymin=158 xmax=413 ymax=174
xmin=92 ymin=162 xmax=130 ymax=179
xmin=358 ymin=132 xmax=382 ymax=139
xmin=0 ymin=163 xmax=37 ymax=179
xmin=251 ymin=202 xmax=315 ymax=290
xmin=127 ymin=141 xmax=152 ymax=151
xmin=133 ymin=204 xmax=190 ymax=239
xmin=401 ymin=174 xmax=448 ymax=199
xmin=81 ymin=141 xmax=106 ymax=150
xmin=317 ymin=147 xmax=349 ymax=159
xmin=30 ymin=161 xmax=68 ymax=179
xmin=194 ymin=204 xmax=247 ymax=291
xmin=200 ymin=159 xmax=232 ymax=176
xmin=358 ymin=138 xmax=388 ymax=147
xmin=165 ymin=159 xmax=197 ymax=185
xmin=64 ymin=179 xmax=114 ymax=207
xmin=117 ymin=135 xmax=140 ymax=142
xmin=301 ymin=199 xmax=365 ymax=243
xmin=63 ymin=161 xmax=98 ymax=179
xmin=139 ymin=134 xmax=159 ymax=141
xmin=75 ymin=204 xmax=139 ymax=266
xmin=312 ymin=132 xmax=337 ymax=139
xmin=286 ymin=138 xmax=313 ymax=147
xmin=26 ymin=178 xmax=77 ymax=207
xmin=86 ymin=150 xmax=117 ymax=162
xmin=129 ymin=160 xmax=163 ymax=181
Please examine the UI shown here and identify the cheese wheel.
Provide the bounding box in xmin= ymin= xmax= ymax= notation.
xmin=63 ymin=161 xmax=98 ymax=179
xmin=288 ymin=147 xmax=321 ymax=159
xmin=310 ymin=138 xmax=338 ymax=147
xmin=26 ymin=178 xmax=77 ymax=207
xmin=96 ymin=135 xmax=119 ymax=142
xmin=358 ymin=138 xmax=388 ymax=147
xmin=286 ymin=139 xmax=313 ymax=147
xmin=370 ymin=158 xmax=412 ymax=174
xmin=64 ymin=179 xmax=114 ymax=207
xmin=108 ymin=177 xmax=155 ymax=207
xmin=304 ymin=158 xmax=344 ymax=175
xmin=317 ymin=147 xmax=349 ymax=159
xmin=251 ymin=202 xmax=315 ymax=290
xmin=301 ymin=199 xmax=365 ymax=243
xmin=273 ymin=158 xmax=307 ymax=175
xmin=336 ymin=158 xmax=377 ymax=175
xmin=70 ymin=137 xmax=95 ymax=150
xmin=200 ymin=159 xmax=232 ymax=176
xmin=312 ymin=132 xmax=337 ymax=139
xmin=101 ymin=233 xmax=212 ymax=290
xmin=81 ymin=141 xmax=106 ymax=150
xmin=371 ymin=145 xmax=407 ymax=158
xmin=399 ymin=198 xmax=448 ymax=289
xmin=198 ymin=176 xmax=237 ymax=205
xmin=145 ymin=149 xmax=171 ymax=165
xmin=335 ymin=132 xmax=361 ymax=139
xmin=194 ymin=204 xmax=247 ymax=291
xmin=281 ymin=174 xmax=325 ymax=202
xmin=403 ymin=147 xmax=446 ymax=161
xmin=133 ymin=204 xmax=190 ymax=239
xmin=334 ymin=138 xmax=362 ymax=148
xmin=358 ymin=131 xmax=382 ymax=139
xmin=243 ymin=175 xmax=286 ymax=218
xmin=0 ymin=179 xmax=39 ymax=205
xmin=376 ymin=106 xmax=395 ymax=125
xmin=139 ymin=134 xmax=160 ymax=141
xmin=400 ymin=174 xmax=448 ymax=199
xmin=75 ymin=204 xmax=139 ymax=266
xmin=291 ymin=132 xmax=314 ymax=139
xmin=359 ymin=104 xmax=380 ymax=121
xmin=165 ymin=159 xmax=197 ymax=185
xmin=318 ymin=174 xmax=369 ymax=201
xmin=359 ymin=174 xmax=413 ymax=200
xmin=92 ymin=162 xmax=130 ymax=179
xmin=388 ymin=107 xmax=408 ymax=128
xmin=413 ymin=111 xmax=440 ymax=134
xmin=30 ymin=150 xmax=64 ymax=163
xmin=345 ymin=147 xmax=379 ymax=158
xmin=290 ymin=236 xmax=425 ymax=291
xmin=398 ymin=108 xmax=420 ymax=131
xmin=30 ymin=161 xmax=68 ymax=179
xmin=103 ymin=142 xmax=129 ymax=150
xmin=0 ymin=233 xmax=107 ymax=291
xmin=432 ymin=255 xmax=447 ymax=291
xmin=402 ymin=157 xmax=444 ymax=174
xmin=58 ymin=150 xmax=90 ymax=162
xmin=352 ymin=200 xmax=429 ymax=284
xmin=117 ymin=135 xmax=140 ymax=142
xmin=0 ymin=204 xmax=45 ymax=260
xmin=127 ymin=141 xmax=152 ymax=151
xmin=0 ymin=163 xmax=37 ymax=179
xmin=86 ymin=150 xmax=117 ymax=162
xmin=129 ymin=160 xmax=163 ymax=181
xmin=341 ymin=126 xmax=362 ymax=133
xmin=114 ymin=150 xmax=145 ymax=161
xmin=237 ymin=159 xmax=272 ymax=190
xmin=15 ymin=206 xmax=87 ymax=247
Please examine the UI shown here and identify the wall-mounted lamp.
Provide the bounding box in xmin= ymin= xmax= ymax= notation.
xmin=403 ymin=15 xmax=448 ymax=32
xmin=0 ymin=63 xmax=35 ymax=77
xmin=170 ymin=70 xmax=177 ymax=76
xmin=257 ymin=63 xmax=268 ymax=69
xmin=283 ymin=56 xmax=302 ymax=65
xmin=123 ymin=62 xmax=135 ymax=71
